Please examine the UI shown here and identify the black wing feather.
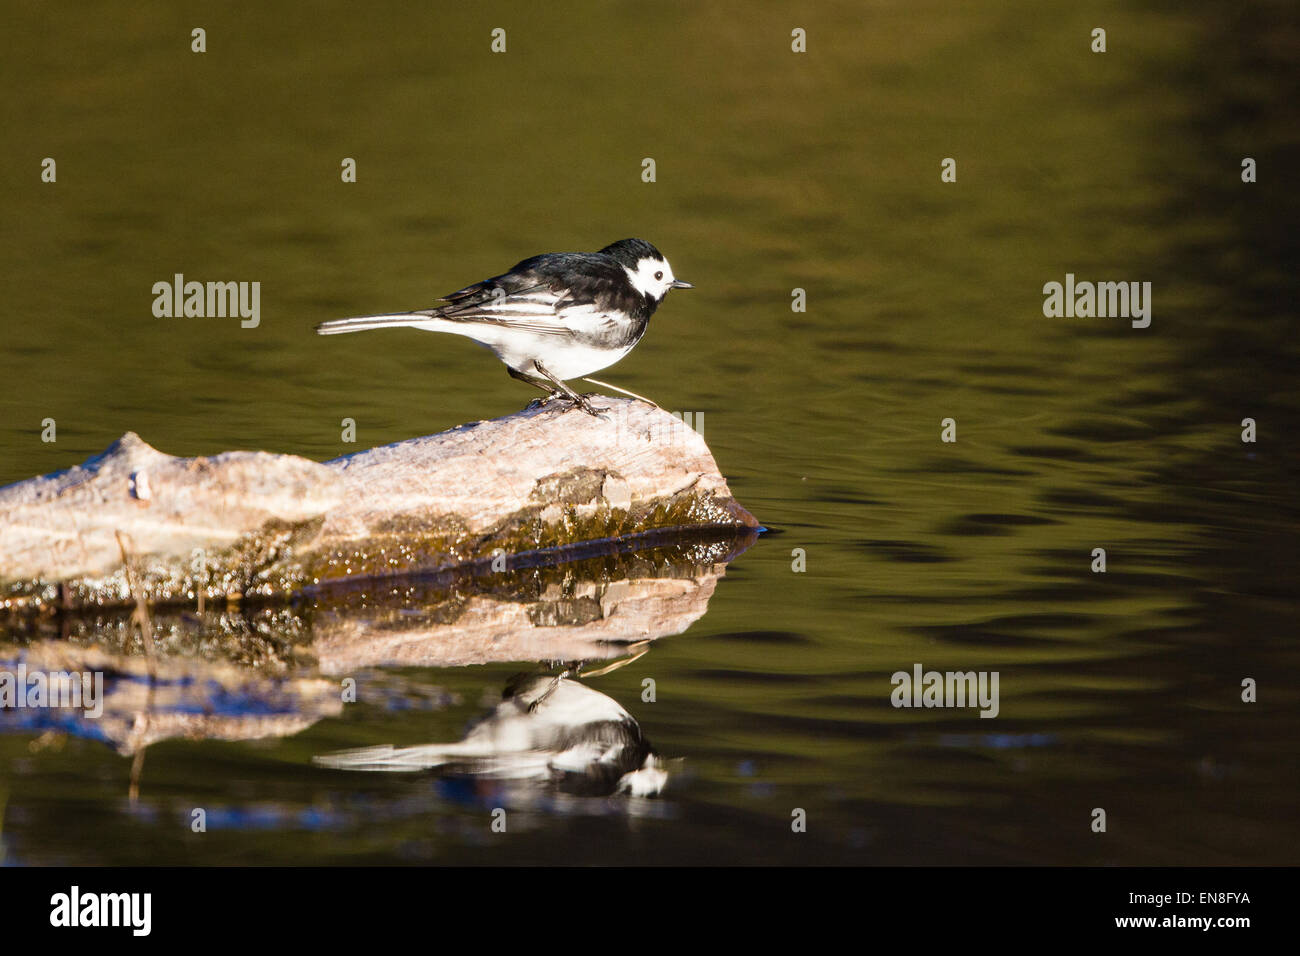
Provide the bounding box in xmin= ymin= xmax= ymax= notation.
xmin=420 ymin=252 xmax=644 ymax=334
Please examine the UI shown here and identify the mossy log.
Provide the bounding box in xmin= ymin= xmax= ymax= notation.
xmin=0 ymin=397 xmax=757 ymax=610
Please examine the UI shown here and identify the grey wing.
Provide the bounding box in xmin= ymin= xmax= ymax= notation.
xmin=427 ymin=275 xmax=576 ymax=336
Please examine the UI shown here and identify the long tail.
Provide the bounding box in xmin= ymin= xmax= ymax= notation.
xmin=312 ymin=742 xmax=472 ymax=772
xmin=315 ymin=311 xmax=437 ymax=335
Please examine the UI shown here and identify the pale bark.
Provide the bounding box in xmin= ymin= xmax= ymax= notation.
xmin=0 ymin=397 xmax=757 ymax=608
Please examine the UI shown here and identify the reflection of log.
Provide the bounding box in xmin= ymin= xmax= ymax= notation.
xmin=4 ymin=535 xmax=753 ymax=673
xmin=0 ymin=535 xmax=750 ymax=754
xmin=311 ymin=535 xmax=749 ymax=672
xmin=317 ymin=576 xmax=710 ymax=672
xmin=0 ymin=643 xmax=342 ymax=756
xmin=0 ymin=397 xmax=757 ymax=609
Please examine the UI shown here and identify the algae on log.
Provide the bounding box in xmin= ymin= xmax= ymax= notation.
xmin=0 ymin=396 xmax=757 ymax=610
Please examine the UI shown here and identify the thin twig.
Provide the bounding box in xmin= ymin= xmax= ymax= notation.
xmin=580 ymin=641 xmax=651 ymax=679
xmin=580 ymin=377 xmax=660 ymax=408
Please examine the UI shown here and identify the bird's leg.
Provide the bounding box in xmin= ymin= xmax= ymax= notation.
xmin=532 ymin=361 xmax=603 ymax=418
xmin=528 ymin=666 xmax=575 ymax=712
xmin=508 ymin=366 xmax=562 ymax=407
xmin=527 ymin=644 xmax=650 ymax=711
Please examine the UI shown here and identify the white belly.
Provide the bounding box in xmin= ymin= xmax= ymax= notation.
xmin=494 ymin=336 xmax=634 ymax=379
xmin=411 ymin=317 xmax=636 ymax=381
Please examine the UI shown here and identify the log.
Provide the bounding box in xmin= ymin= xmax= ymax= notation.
xmin=0 ymin=397 xmax=758 ymax=611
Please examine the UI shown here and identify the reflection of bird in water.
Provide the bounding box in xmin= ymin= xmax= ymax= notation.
xmin=314 ymin=674 xmax=666 ymax=797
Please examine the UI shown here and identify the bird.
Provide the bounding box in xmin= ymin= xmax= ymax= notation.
xmin=315 ymin=238 xmax=692 ymax=416
xmin=313 ymin=673 xmax=668 ymax=798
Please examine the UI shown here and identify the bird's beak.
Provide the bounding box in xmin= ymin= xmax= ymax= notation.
xmin=670 ymin=279 xmax=693 ymax=289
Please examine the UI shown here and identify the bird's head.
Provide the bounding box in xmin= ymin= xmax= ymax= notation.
xmin=601 ymin=238 xmax=693 ymax=301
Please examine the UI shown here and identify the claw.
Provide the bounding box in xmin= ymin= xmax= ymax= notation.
xmin=566 ymin=395 xmax=605 ymax=418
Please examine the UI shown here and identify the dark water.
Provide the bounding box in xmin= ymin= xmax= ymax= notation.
xmin=1 ymin=2 xmax=1297 ymax=864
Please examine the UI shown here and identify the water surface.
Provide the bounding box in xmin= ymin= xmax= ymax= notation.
xmin=1 ymin=1 xmax=1297 ymax=864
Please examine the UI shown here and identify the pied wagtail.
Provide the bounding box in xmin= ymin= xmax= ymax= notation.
xmin=316 ymin=237 xmax=691 ymax=416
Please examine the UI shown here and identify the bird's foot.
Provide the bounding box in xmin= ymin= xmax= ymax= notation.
xmin=566 ymin=394 xmax=606 ymax=419
xmin=525 ymin=391 xmax=568 ymax=412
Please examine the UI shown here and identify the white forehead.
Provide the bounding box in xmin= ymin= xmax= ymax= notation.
xmin=623 ymin=256 xmax=672 ymax=296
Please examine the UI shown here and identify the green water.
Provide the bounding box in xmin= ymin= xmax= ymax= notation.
xmin=1 ymin=1 xmax=1297 ymax=864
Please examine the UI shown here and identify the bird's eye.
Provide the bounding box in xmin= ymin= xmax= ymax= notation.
xmin=654 ymin=271 xmax=664 ymax=281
